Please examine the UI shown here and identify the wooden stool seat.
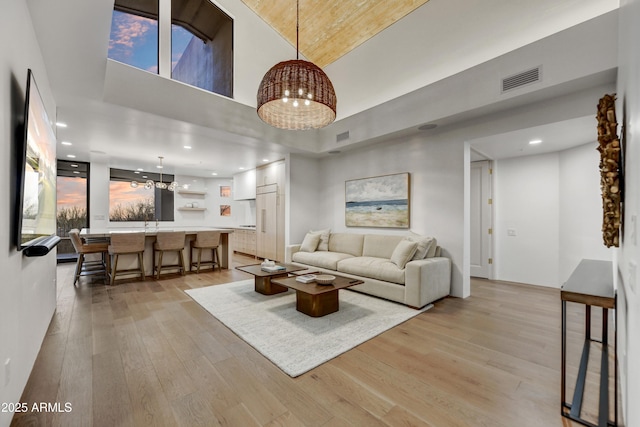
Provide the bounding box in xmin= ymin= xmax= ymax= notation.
xmin=190 ymin=230 xmax=221 ymax=273
xmin=153 ymin=231 xmax=186 ymax=279
xmin=108 ymin=232 xmax=146 ymax=286
xmin=69 ymin=229 xmax=110 ymax=285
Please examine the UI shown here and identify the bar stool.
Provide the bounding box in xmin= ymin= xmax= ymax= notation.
xmin=153 ymin=231 xmax=186 ymax=279
xmin=190 ymin=230 xmax=221 ymax=273
xmin=69 ymin=229 xmax=110 ymax=285
xmin=108 ymin=232 xmax=146 ymax=286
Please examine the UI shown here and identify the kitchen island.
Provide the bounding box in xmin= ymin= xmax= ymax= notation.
xmin=79 ymin=227 xmax=234 ymax=279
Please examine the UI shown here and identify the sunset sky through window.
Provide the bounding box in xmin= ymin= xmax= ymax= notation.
xmin=108 ymin=10 xmax=193 ymax=73
xmin=57 ymin=176 xmax=86 ymax=211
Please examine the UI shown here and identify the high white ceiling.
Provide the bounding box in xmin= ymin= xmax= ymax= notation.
xmin=25 ymin=0 xmax=619 ymax=178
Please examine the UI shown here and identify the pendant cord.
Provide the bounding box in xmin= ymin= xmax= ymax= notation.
xmin=296 ymin=0 xmax=299 ymax=60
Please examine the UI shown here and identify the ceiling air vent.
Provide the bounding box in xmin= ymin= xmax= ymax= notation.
xmin=336 ymin=131 xmax=350 ymax=143
xmin=501 ymin=66 xmax=541 ymax=93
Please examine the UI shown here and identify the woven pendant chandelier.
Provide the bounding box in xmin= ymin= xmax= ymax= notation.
xmin=257 ymin=0 xmax=336 ymax=130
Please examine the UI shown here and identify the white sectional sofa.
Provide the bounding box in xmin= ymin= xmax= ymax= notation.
xmin=285 ymin=231 xmax=451 ymax=309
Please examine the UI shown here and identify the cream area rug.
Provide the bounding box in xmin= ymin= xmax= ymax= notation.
xmin=185 ymin=279 xmax=432 ymax=377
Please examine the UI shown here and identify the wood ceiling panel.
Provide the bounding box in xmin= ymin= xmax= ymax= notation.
xmin=240 ymin=0 xmax=431 ymax=67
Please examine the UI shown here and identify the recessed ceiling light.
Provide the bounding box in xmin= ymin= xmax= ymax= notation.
xmin=184 ymin=145 xmax=192 ymax=149
xmin=156 ymin=165 xmax=163 ymax=169
xmin=56 ymin=122 xmax=67 ymax=128
xmin=239 ymin=167 xmax=245 ymax=170
xmin=70 ymin=164 xmax=78 ymax=168
xmin=529 ymin=139 xmax=542 ymax=145
xmin=142 ymin=175 xmax=148 ymax=178
xmin=61 ymin=141 xmax=72 ymax=146
xmin=73 ymin=171 xmax=80 ymax=174
xmin=211 ymin=172 xmax=218 ymax=176
xmin=66 ymin=154 xmax=76 ymax=158
xmin=262 ymin=159 xmax=269 ymax=162
xmin=134 ymin=171 xmax=140 ymax=174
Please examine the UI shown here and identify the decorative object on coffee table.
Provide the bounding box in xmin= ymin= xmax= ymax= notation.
xmin=315 ymin=274 xmax=335 ymax=285
xmin=345 ymin=172 xmax=410 ymax=228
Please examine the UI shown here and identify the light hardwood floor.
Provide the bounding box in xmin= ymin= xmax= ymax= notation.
xmin=11 ymin=254 xmax=615 ymax=426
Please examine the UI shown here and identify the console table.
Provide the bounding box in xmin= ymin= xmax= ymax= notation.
xmin=561 ymin=259 xmax=616 ymax=427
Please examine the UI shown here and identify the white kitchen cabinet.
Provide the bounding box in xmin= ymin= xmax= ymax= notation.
xmin=255 ymin=160 xmax=283 ymax=187
xmin=255 ymin=159 xmax=286 ymax=261
xmin=233 ymin=169 xmax=256 ymax=200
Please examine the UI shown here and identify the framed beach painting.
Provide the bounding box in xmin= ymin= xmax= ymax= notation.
xmin=345 ymin=172 xmax=410 ymax=228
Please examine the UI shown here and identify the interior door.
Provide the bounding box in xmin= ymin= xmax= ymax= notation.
xmin=470 ymin=161 xmax=492 ymax=278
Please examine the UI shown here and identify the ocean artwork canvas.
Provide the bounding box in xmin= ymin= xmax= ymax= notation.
xmin=345 ymin=173 xmax=410 ymax=228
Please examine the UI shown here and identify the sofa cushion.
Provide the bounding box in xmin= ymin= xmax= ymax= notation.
xmin=328 ymin=233 xmax=364 ymax=257
xmin=390 ymin=240 xmax=418 ymax=269
xmin=300 ymin=232 xmax=321 ymax=252
xmin=310 ymin=228 xmax=331 ymax=251
xmin=405 ymin=233 xmax=437 ymax=260
xmin=338 ymin=257 xmax=406 ymax=285
xmin=426 ymin=241 xmax=438 ymax=258
xmin=362 ymin=234 xmax=405 ymax=259
xmin=292 ymin=251 xmax=354 ymax=270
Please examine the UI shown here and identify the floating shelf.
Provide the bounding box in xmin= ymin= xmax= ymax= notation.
xmin=177 ymin=190 xmax=206 ymax=196
xmin=177 ymin=207 xmax=206 ymax=211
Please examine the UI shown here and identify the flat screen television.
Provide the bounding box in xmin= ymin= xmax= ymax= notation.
xmin=15 ymin=69 xmax=60 ymax=256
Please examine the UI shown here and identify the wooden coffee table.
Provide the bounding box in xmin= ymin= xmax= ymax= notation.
xmin=271 ymin=274 xmax=364 ymax=317
xmin=236 ymin=263 xmax=306 ymax=295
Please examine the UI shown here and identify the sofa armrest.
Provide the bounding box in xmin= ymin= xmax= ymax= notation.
xmin=404 ymin=257 xmax=451 ymax=308
xmin=285 ymin=244 xmax=301 ymax=263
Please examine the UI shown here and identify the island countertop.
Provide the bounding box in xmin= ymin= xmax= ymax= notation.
xmin=79 ymin=226 xmax=234 ymax=238
xmin=79 ymin=226 xmax=234 ymax=271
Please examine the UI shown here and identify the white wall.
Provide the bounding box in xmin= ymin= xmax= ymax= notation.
xmin=559 ymin=143 xmax=613 ymax=281
xmin=287 ymin=154 xmax=322 ymax=246
xmin=88 ymin=166 xmax=254 ymax=229
xmin=494 ymin=153 xmax=561 ymax=286
xmin=314 ymin=135 xmax=468 ymax=298
xmin=493 ymin=144 xmax=611 ymax=287
xmin=287 ymin=83 xmax=616 ymax=299
xmin=89 ymin=162 xmax=109 ymax=229
xmin=0 ymin=2 xmax=58 ymax=426
xmin=617 ymin=0 xmax=640 ymax=423
xmin=213 ymin=0 xmax=298 ymax=107
xmin=175 ymin=176 xmax=250 ymax=228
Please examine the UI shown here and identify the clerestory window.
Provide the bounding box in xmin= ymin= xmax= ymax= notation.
xmin=108 ymin=0 xmax=233 ymax=98
xmin=109 ymin=0 xmax=159 ymax=73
